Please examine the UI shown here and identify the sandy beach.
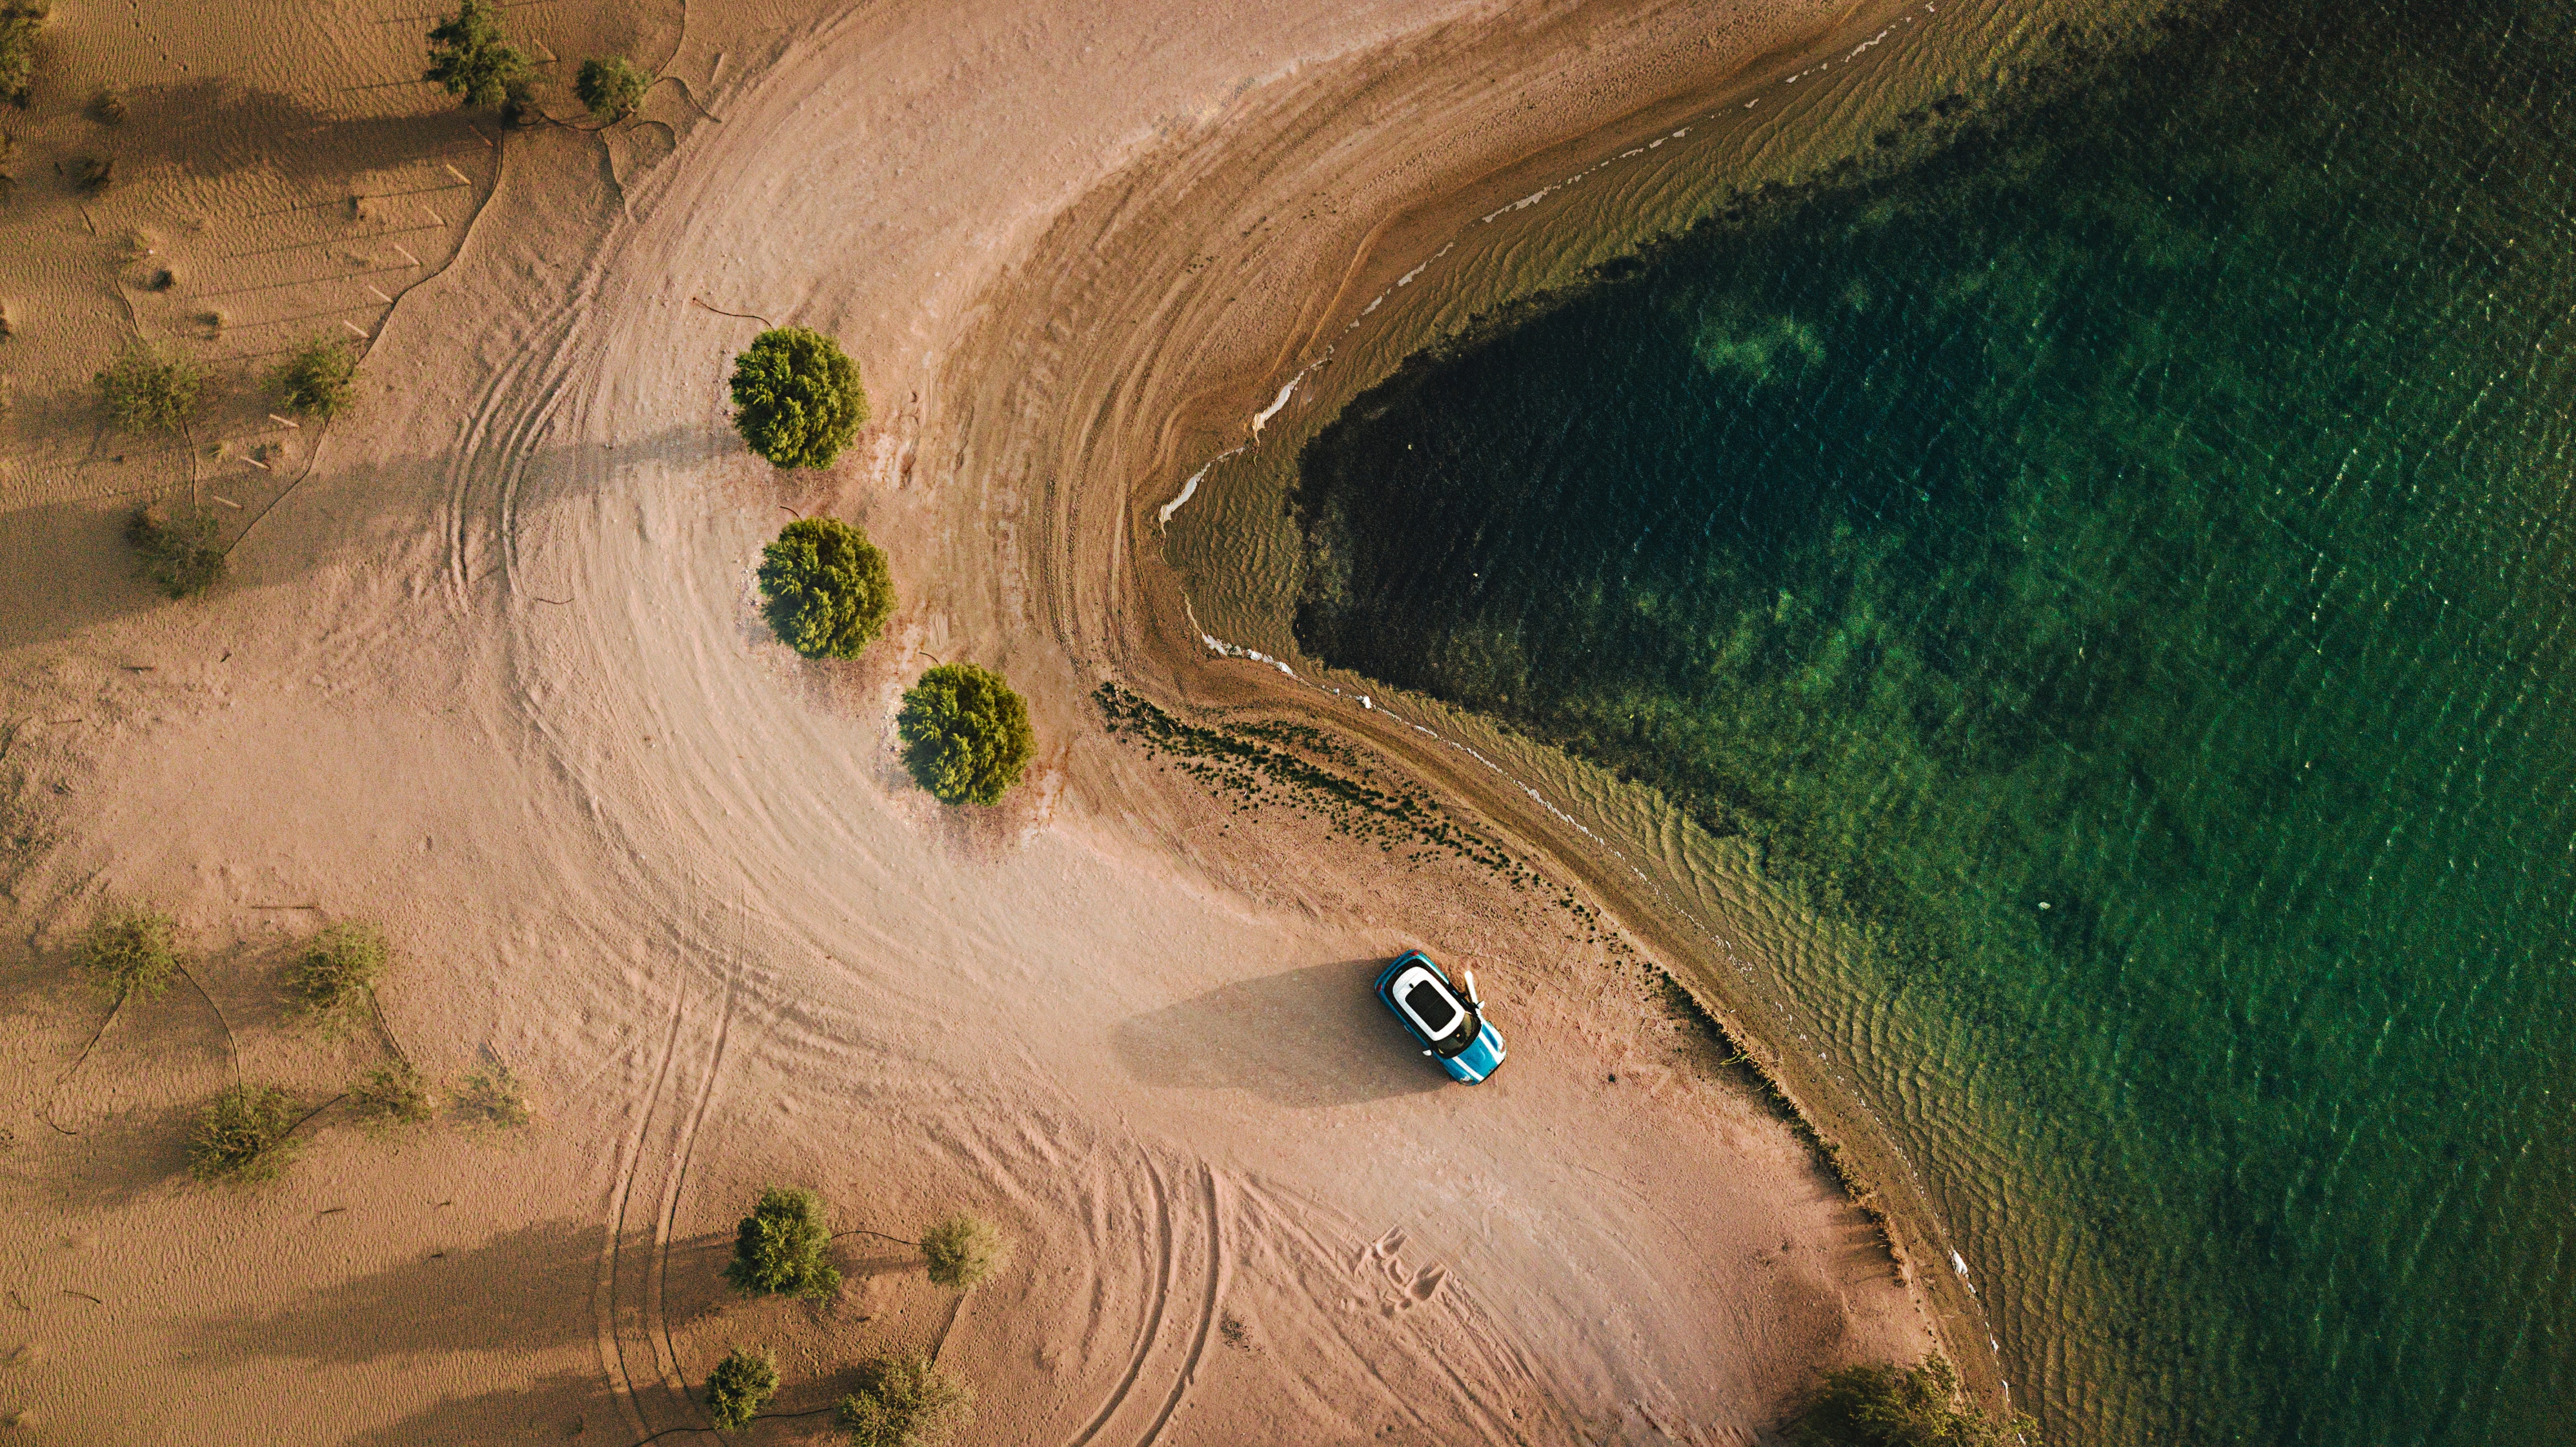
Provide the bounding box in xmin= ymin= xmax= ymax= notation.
xmin=0 ymin=0 xmax=2013 ymax=1439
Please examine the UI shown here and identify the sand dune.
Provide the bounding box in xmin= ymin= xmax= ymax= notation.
xmin=0 ymin=0 xmax=1970 ymax=1439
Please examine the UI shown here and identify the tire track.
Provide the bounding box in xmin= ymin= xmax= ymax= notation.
xmin=1065 ymin=1153 xmax=1175 ymax=1447
xmin=596 ymin=987 xmax=690 ymax=1442
xmin=1134 ymin=1164 xmax=1223 ymax=1447
xmin=648 ymin=966 xmax=738 ymax=1407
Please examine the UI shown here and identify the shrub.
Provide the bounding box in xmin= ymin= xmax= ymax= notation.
xmin=898 ymin=664 xmax=1035 ymax=806
xmin=191 ymin=1083 xmax=299 ymax=1182
xmin=289 ymin=920 xmax=387 ymax=1029
xmin=574 ymin=56 xmax=649 ymax=121
xmin=455 ymin=1064 xmax=530 ymax=1128
xmin=918 ymin=1213 xmax=1007 ymax=1291
xmin=96 ymin=343 xmax=206 ymax=432
xmin=0 ymin=4 xmax=46 ymax=107
xmin=424 ymin=0 xmax=528 ymax=109
xmin=756 ymin=517 xmax=896 ymax=659
xmin=125 ymin=507 xmax=226 ymax=598
xmin=705 ymin=1346 xmax=779 ymax=1432
xmin=87 ymin=86 xmax=123 ymax=124
xmin=352 ymin=1061 xmax=435 ymax=1126
xmin=837 ymin=1355 xmax=970 ymax=1447
xmin=79 ymin=906 xmax=180 ymax=1000
xmin=728 ymin=327 xmax=869 ymax=469
xmin=725 ymin=1186 xmax=840 ymax=1300
xmin=267 ymin=336 xmax=359 ymax=418
xmin=1785 ymin=1357 xmax=2036 ymax=1447
xmin=74 ymin=152 xmax=109 ymax=190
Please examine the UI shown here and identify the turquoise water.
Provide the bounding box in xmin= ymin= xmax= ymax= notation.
xmin=1290 ymin=3 xmax=2576 ymax=1441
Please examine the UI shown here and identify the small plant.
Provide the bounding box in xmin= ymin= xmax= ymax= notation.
xmin=574 ymin=56 xmax=649 ymax=121
xmin=455 ymin=1063 xmax=530 ymax=1128
xmin=1784 ymin=1356 xmax=2036 ymax=1447
xmin=724 ymin=1186 xmax=840 ymax=1300
xmin=125 ymin=507 xmax=226 ymax=598
xmin=96 ymin=343 xmax=206 ymax=432
xmin=267 ymin=336 xmax=359 ymax=418
xmin=705 ymin=1346 xmax=779 ymax=1432
xmin=77 ymin=905 xmax=180 ymax=1000
xmin=756 ymin=517 xmax=896 ymax=659
xmin=87 ymin=86 xmax=123 ymax=124
xmin=0 ymin=3 xmax=46 ymax=108
xmin=837 ymin=1355 xmax=970 ymax=1447
xmin=288 ymin=920 xmax=387 ymax=1030
xmin=918 ymin=1212 xmax=1007 ymax=1291
xmin=352 ymin=1061 xmax=435 ymax=1126
xmin=190 ymin=1083 xmax=299 ymax=1183
xmin=728 ymin=327 xmax=869 ymax=469
xmin=898 ymin=663 xmax=1036 ymax=806
xmin=423 ymin=0 xmax=528 ymax=110
xmin=74 ymin=153 xmax=110 ymax=190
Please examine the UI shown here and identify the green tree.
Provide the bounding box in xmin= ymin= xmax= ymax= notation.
xmin=728 ymin=327 xmax=869 ymax=469
xmin=756 ymin=517 xmax=896 ymax=658
xmin=574 ymin=56 xmax=649 ymax=121
xmin=191 ymin=1083 xmax=299 ymax=1183
xmin=918 ymin=1212 xmax=1008 ymax=1291
xmin=1786 ymin=1357 xmax=2037 ymax=1447
xmin=267 ymin=336 xmax=359 ymax=418
xmin=898 ymin=663 xmax=1035 ymax=806
xmin=0 ymin=3 xmax=47 ymax=107
xmin=705 ymin=1346 xmax=779 ymax=1431
xmin=838 ymin=1355 xmax=971 ymax=1447
xmin=725 ymin=1186 xmax=840 ymax=1300
xmin=95 ymin=343 xmax=206 ymax=432
xmin=424 ymin=0 xmax=528 ymax=109
xmin=126 ymin=507 xmax=226 ymax=598
xmin=288 ymin=920 xmax=387 ymax=1031
xmin=78 ymin=905 xmax=180 ymax=1000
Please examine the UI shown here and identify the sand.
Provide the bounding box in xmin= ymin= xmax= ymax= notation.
xmin=0 ymin=0 xmax=1974 ymax=1440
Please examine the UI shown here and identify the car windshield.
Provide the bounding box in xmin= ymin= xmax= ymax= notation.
xmin=1405 ymin=978 xmax=1460 ymax=1036
xmin=1397 ymin=967 xmax=1480 ymax=1056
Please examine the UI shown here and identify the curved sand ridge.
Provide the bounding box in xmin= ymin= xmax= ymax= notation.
xmin=0 ymin=0 xmax=2008 ymax=1440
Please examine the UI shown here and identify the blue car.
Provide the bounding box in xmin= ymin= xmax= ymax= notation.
xmin=1375 ymin=951 xmax=1507 ymax=1084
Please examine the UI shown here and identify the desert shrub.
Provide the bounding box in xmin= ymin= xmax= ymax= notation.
xmin=728 ymin=327 xmax=869 ymax=469
xmin=455 ymin=1064 xmax=530 ymax=1128
xmin=897 ymin=663 xmax=1035 ymax=806
xmin=87 ymin=86 xmax=123 ymax=123
xmin=0 ymin=4 xmax=46 ymax=107
xmin=78 ymin=905 xmax=179 ymax=1000
xmin=352 ymin=1061 xmax=434 ymax=1126
xmin=289 ymin=920 xmax=387 ymax=1029
xmin=756 ymin=517 xmax=896 ymax=659
xmin=918 ymin=1213 xmax=1007 ymax=1291
xmin=837 ymin=1355 xmax=970 ymax=1447
xmin=424 ymin=0 xmax=528 ymax=109
xmin=125 ymin=507 xmax=226 ymax=598
xmin=267 ymin=336 xmax=359 ymax=418
xmin=725 ymin=1186 xmax=840 ymax=1300
xmin=575 ymin=56 xmax=649 ymax=121
xmin=96 ymin=343 xmax=206 ymax=432
xmin=190 ymin=1083 xmax=299 ymax=1183
xmin=706 ymin=1346 xmax=779 ymax=1432
xmin=1785 ymin=1357 xmax=2035 ymax=1447
xmin=74 ymin=152 xmax=109 ymax=190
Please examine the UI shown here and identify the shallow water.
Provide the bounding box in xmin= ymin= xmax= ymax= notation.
xmin=1289 ymin=1 xmax=2576 ymax=1440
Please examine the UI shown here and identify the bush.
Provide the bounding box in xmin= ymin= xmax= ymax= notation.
xmin=918 ymin=1213 xmax=1007 ymax=1291
xmin=725 ymin=1186 xmax=840 ymax=1300
xmin=191 ymin=1083 xmax=298 ymax=1183
xmin=575 ymin=56 xmax=649 ymax=121
xmin=705 ymin=1346 xmax=779 ymax=1432
xmin=78 ymin=905 xmax=179 ymax=1001
xmin=838 ymin=1355 xmax=970 ymax=1447
xmin=88 ymin=86 xmax=123 ymax=124
xmin=454 ymin=1064 xmax=530 ymax=1127
xmin=352 ymin=1061 xmax=434 ymax=1126
xmin=289 ymin=921 xmax=387 ymax=1029
xmin=424 ymin=0 xmax=528 ymax=109
xmin=898 ymin=664 xmax=1035 ymax=806
xmin=125 ymin=507 xmax=226 ymax=598
xmin=1785 ymin=1357 xmax=2036 ymax=1447
xmin=756 ymin=517 xmax=896 ymax=659
xmin=96 ymin=343 xmax=206 ymax=432
xmin=268 ymin=336 xmax=359 ymax=418
xmin=0 ymin=4 xmax=46 ymax=107
xmin=728 ymin=327 xmax=869 ymax=469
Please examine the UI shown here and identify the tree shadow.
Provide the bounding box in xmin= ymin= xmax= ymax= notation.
xmin=340 ymin=1368 xmax=632 ymax=1447
xmin=119 ymin=81 xmax=497 ymax=188
xmin=1110 ymin=957 xmax=1449 ymax=1109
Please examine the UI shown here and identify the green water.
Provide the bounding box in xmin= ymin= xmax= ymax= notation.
xmin=1290 ymin=2 xmax=2576 ymax=1441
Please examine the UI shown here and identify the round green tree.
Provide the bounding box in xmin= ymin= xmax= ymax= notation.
xmin=575 ymin=56 xmax=650 ymax=121
xmin=705 ymin=1346 xmax=779 ymax=1432
xmin=424 ymin=0 xmax=528 ymax=109
xmin=897 ymin=664 xmax=1035 ymax=806
xmin=756 ymin=517 xmax=896 ymax=659
xmin=728 ymin=327 xmax=869 ymax=469
xmin=918 ymin=1212 xmax=1009 ymax=1291
xmin=724 ymin=1186 xmax=840 ymax=1300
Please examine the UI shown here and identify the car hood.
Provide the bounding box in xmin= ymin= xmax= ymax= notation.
xmin=1452 ymin=1020 xmax=1507 ymax=1082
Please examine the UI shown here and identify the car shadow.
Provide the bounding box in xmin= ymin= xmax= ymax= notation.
xmin=1110 ymin=956 xmax=1449 ymax=1109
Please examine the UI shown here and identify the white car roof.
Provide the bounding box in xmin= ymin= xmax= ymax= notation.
xmin=1393 ymin=964 xmax=1467 ymax=1040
